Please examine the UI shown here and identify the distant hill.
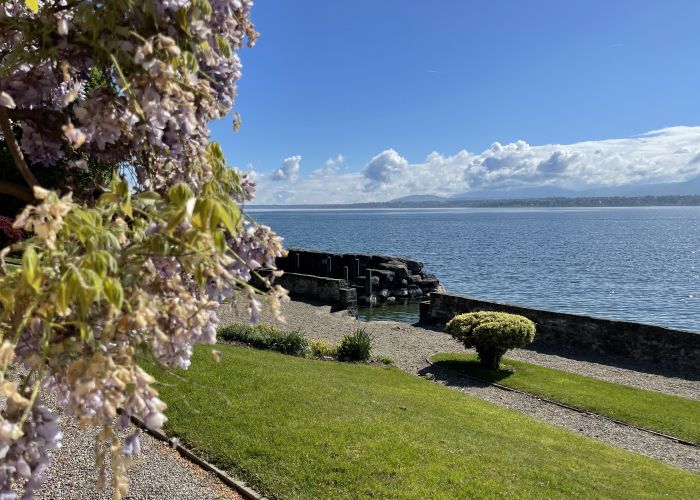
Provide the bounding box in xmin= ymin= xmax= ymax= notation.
xmin=247 ymin=194 xmax=700 ymax=210
xmin=389 ymin=194 xmax=447 ymax=202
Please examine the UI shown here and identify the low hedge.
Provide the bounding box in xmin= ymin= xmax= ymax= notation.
xmin=217 ymin=323 xmax=307 ymax=356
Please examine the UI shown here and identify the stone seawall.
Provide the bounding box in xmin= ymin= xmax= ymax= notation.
xmin=276 ymin=249 xmax=441 ymax=303
xmin=420 ymin=292 xmax=700 ymax=372
xmin=275 ymin=272 xmax=357 ymax=314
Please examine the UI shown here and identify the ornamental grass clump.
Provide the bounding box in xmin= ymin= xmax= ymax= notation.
xmin=337 ymin=328 xmax=373 ymax=362
xmin=445 ymin=312 xmax=536 ymax=370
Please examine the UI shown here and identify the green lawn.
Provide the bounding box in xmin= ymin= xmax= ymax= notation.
xmin=143 ymin=345 xmax=700 ymax=499
xmin=430 ymin=353 xmax=700 ymax=444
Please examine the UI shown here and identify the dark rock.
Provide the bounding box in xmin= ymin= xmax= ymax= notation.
xmin=368 ymin=269 xmax=395 ymax=287
xmin=404 ymin=260 xmax=423 ymax=274
xmin=386 ymin=296 xmax=396 ymax=303
xmin=409 ymin=274 xmax=423 ymax=284
xmin=418 ymin=277 xmax=439 ymax=290
xmin=378 ymin=288 xmax=390 ymax=299
xmin=391 ymin=288 xmax=409 ymax=298
xmin=407 ymin=285 xmax=423 ymax=297
xmin=378 ymin=260 xmax=410 ymax=281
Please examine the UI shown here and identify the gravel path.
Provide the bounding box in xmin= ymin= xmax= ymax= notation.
xmin=35 ymin=390 xmax=242 ymax=499
xmin=219 ymin=299 xmax=700 ymax=473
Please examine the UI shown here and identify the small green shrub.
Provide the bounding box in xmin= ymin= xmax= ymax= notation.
xmin=217 ymin=324 xmax=308 ymax=356
xmin=445 ymin=311 xmax=536 ymax=370
xmin=337 ymin=328 xmax=373 ymax=362
xmin=270 ymin=329 xmax=308 ymax=356
xmin=308 ymin=339 xmax=339 ymax=358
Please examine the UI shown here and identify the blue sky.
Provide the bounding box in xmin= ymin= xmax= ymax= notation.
xmin=210 ymin=1 xmax=700 ymax=204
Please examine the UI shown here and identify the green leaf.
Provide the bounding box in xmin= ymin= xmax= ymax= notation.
xmin=24 ymin=0 xmax=38 ymax=13
xmin=168 ymin=183 xmax=194 ymax=207
xmin=22 ymin=247 xmax=41 ymax=293
xmin=215 ymin=200 xmax=241 ymax=235
xmin=103 ymin=277 xmax=124 ymax=310
xmin=0 ymin=288 xmax=15 ymax=311
xmin=134 ymin=191 xmax=162 ymax=206
xmin=56 ymin=281 xmax=70 ymax=315
xmin=191 ymin=198 xmax=215 ymax=231
xmin=77 ymin=269 xmax=103 ymax=314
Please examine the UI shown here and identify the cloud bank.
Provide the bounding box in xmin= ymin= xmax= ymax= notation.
xmin=248 ymin=126 xmax=700 ymax=204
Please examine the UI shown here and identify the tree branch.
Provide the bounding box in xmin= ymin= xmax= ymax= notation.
xmin=0 ymin=106 xmax=39 ymax=187
xmin=0 ymin=180 xmax=33 ymax=202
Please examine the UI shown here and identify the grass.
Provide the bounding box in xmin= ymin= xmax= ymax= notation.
xmin=430 ymin=353 xmax=700 ymax=444
xmin=142 ymin=345 xmax=699 ymax=499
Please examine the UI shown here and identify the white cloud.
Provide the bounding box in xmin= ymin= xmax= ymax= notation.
xmin=364 ymin=149 xmax=409 ymax=189
xmin=272 ymin=155 xmax=301 ymax=181
xmin=249 ymin=126 xmax=700 ymax=204
xmin=311 ymin=154 xmax=345 ymax=177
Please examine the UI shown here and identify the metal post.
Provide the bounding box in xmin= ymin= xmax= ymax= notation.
xmin=295 ymin=253 xmax=300 ymax=270
xmin=327 ymin=256 xmax=332 ymax=276
xmin=365 ymin=269 xmax=373 ymax=304
xmin=355 ymin=258 xmax=360 ymax=278
xmin=344 ymin=266 xmax=349 ymax=284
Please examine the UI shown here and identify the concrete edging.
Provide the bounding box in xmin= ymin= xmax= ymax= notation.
xmin=128 ymin=415 xmax=268 ymax=500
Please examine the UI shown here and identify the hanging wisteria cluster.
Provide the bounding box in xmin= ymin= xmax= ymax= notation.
xmin=0 ymin=1 xmax=287 ymax=498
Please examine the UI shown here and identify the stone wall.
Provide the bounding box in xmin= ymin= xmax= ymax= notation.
xmin=420 ymin=292 xmax=700 ymax=372
xmin=275 ymin=272 xmax=357 ymax=314
xmin=277 ymin=249 xmax=441 ymax=303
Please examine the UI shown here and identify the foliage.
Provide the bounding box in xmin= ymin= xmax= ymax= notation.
xmin=337 ymin=328 xmax=373 ymax=362
xmin=142 ymin=345 xmax=700 ymax=499
xmin=0 ymin=2 xmax=288 ymax=498
xmin=307 ymin=339 xmax=339 ymax=359
xmin=430 ymin=353 xmax=700 ymax=444
xmin=446 ymin=311 xmax=535 ymax=369
xmin=218 ymin=324 xmax=307 ymax=356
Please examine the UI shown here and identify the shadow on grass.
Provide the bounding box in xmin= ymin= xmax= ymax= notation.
xmin=427 ymin=359 xmax=516 ymax=384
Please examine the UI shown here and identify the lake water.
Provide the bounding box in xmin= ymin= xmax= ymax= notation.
xmin=249 ymin=207 xmax=700 ymax=332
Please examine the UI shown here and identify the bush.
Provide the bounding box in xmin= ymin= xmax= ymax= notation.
xmin=308 ymin=339 xmax=339 ymax=359
xmin=445 ymin=312 xmax=536 ymax=370
xmin=337 ymin=328 xmax=373 ymax=362
xmin=270 ymin=330 xmax=308 ymax=356
xmin=217 ymin=324 xmax=308 ymax=356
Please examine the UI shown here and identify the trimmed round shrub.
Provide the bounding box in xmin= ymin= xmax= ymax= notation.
xmin=445 ymin=311 xmax=536 ymax=370
xmin=337 ymin=328 xmax=373 ymax=362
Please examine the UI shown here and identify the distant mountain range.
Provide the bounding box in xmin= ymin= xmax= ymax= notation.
xmin=246 ymin=176 xmax=700 ymax=209
xmin=390 ymin=175 xmax=700 ymax=203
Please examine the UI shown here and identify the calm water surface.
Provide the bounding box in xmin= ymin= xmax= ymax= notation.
xmin=249 ymin=207 xmax=700 ymax=332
